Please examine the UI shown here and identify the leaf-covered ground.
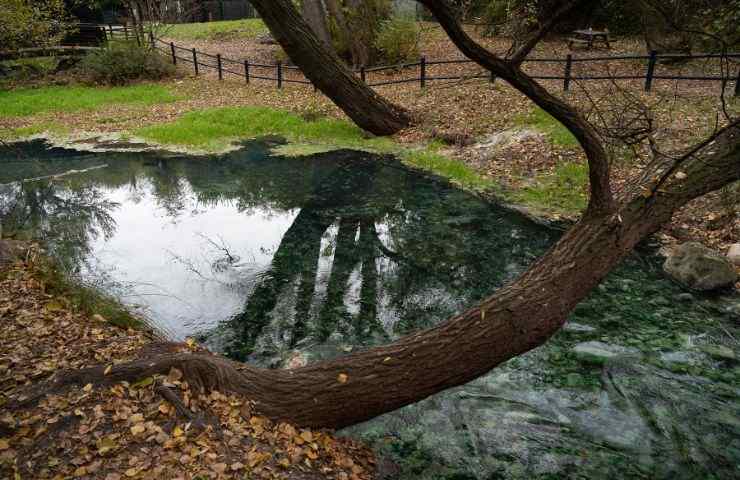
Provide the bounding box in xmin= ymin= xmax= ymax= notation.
xmin=0 ymin=253 xmax=375 ymax=480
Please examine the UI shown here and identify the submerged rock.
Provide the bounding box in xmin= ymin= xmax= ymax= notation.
xmin=728 ymin=243 xmax=740 ymax=267
xmin=572 ymin=341 xmax=639 ymax=364
xmin=663 ymin=242 xmax=737 ymax=291
xmin=562 ymin=322 xmax=597 ymax=333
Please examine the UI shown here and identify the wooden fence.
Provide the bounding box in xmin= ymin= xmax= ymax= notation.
xmin=152 ymin=35 xmax=740 ymax=96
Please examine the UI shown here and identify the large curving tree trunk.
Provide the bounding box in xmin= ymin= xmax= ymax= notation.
xmin=13 ymin=0 xmax=740 ymax=431
xmin=248 ymin=0 xmax=411 ymax=136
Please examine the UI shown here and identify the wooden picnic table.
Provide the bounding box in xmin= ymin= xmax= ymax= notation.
xmin=568 ymin=29 xmax=611 ymax=50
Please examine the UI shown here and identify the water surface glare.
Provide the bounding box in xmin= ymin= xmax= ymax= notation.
xmin=1 ymin=140 xmax=738 ymax=479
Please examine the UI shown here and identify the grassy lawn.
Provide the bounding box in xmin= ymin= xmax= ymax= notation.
xmin=510 ymin=162 xmax=589 ymax=213
xmin=162 ymin=19 xmax=268 ymax=41
xmin=0 ymin=84 xmax=179 ymax=117
xmin=516 ymin=107 xmax=579 ymax=147
xmin=136 ymin=106 xmax=492 ymax=190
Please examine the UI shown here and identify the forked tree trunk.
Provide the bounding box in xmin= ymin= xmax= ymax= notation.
xmin=248 ymin=0 xmax=411 ymax=136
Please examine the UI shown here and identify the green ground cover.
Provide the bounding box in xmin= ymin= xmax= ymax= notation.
xmin=0 ymin=84 xmax=179 ymax=117
xmin=162 ymin=19 xmax=268 ymax=41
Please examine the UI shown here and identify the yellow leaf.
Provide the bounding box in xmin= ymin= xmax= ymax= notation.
xmin=185 ymin=338 xmax=196 ymax=348
xmin=173 ymin=426 xmax=184 ymax=438
xmin=44 ymin=300 xmax=64 ymax=312
xmin=124 ymin=467 xmax=138 ymax=477
xmin=278 ymin=458 xmax=290 ymax=468
xmin=104 ymin=365 xmax=112 ymax=375
xmin=130 ymin=424 xmax=146 ymax=436
xmin=97 ymin=437 xmax=117 ymax=455
xmin=83 ymin=383 xmax=93 ymax=393
xmin=300 ymin=430 xmax=313 ymax=443
xmin=337 ymin=373 xmax=348 ymax=384
xmin=129 ymin=413 xmax=144 ymax=423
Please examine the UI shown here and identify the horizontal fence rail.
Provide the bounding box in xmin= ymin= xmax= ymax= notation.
xmin=150 ymin=34 xmax=740 ymax=96
xmin=31 ymin=25 xmax=734 ymax=97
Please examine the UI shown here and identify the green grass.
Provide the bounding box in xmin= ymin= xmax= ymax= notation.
xmin=401 ymin=148 xmax=494 ymax=190
xmin=1 ymin=122 xmax=69 ymax=140
xmin=32 ymin=257 xmax=145 ymax=331
xmin=136 ymin=105 xmax=395 ymax=151
xmin=163 ymin=19 xmax=268 ymax=41
xmin=510 ymin=162 xmax=589 ymax=213
xmin=0 ymin=84 xmax=180 ymax=117
xmin=136 ymin=106 xmax=493 ymax=190
xmin=516 ymin=107 xmax=579 ymax=147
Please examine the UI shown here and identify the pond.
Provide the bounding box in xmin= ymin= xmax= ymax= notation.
xmin=1 ymin=139 xmax=738 ymax=479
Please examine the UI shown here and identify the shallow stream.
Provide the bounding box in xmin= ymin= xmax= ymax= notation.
xmin=1 ymin=140 xmax=738 ymax=479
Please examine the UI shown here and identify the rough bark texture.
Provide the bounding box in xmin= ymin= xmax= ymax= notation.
xmin=302 ymin=0 xmax=333 ymax=48
xmin=248 ymin=0 xmax=411 ymax=136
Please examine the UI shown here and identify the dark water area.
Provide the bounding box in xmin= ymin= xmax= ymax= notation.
xmin=1 ymin=140 xmax=738 ymax=479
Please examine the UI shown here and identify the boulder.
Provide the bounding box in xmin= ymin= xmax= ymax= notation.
xmin=728 ymin=243 xmax=740 ymax=267
xmin=663 ymin=242 xmax=737 ymax=291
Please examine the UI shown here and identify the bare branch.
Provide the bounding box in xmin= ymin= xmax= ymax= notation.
xmin=508 ymin=0 xmax=589 ymax=65
xmin=416 ymin=0 xmax=615 ymax=216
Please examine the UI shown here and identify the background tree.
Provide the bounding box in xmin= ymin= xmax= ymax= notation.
xmin=0 ymin=0 xmax=72 ymax=51
xmin=248 ymin=0 xmax=411 ymax=135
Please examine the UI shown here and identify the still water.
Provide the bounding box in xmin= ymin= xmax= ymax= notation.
xmin=1 ymin=140 xmax=738 ymax=479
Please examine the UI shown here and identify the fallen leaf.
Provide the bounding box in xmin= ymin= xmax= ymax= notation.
xmin=337 ymin=373 xmax=348 ymax=384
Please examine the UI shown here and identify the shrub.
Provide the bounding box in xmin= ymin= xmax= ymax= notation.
xmin=77 ymin=41 xmax=175 ymax=86
xmin=374 ymin=16 xmax=421 ymax=65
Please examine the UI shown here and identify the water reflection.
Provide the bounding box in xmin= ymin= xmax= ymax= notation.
xmin=1 ymin=140 xmax=737 ymax=479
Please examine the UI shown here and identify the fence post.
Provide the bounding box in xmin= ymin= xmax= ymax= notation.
xmin=192 ymin=49 xmax=198 ymax=76
xmin=645 ymin=50 xmax=657 ymax=92
xmin=170 ymin=42 xmax=177 ymax=65
xmin=564 ymin=54 xmax=573 ymax=91
xmin=109 ymin=24 xmax=114 ymax=40
xmin=360 ymin=67 xmax=366 ymax=83
xmin=735 ymin=67 xmax=740 ymax=97
xmin=149 ymin=31 xmax=155 ymax=49
xmin=277 ymin=61 xmax=283 ymax=89
xmin=420 ymin=56 xmax=426 ymax=88
xmin=217 ymin=54 xmax=223 ymax=80
xmin=124 ymin=26 xmax=129 ymax=41
xmin=244 ymin=60 xmax=250 ymax=84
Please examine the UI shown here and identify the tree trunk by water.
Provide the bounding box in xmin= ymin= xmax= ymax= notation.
xmin=13 ymin=0 xmax=740 ymax=431
xmin=248 ymin=0 xmax=411 ymax=136
xmin=302 ymin=0 xmax=333 ymax=48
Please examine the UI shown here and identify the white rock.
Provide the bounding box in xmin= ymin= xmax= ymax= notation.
xmin=727 ymin=243 xmax=740 ymax=267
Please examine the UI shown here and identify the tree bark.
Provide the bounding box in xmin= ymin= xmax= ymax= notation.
xmin=302 ymin=0 xmax=333 ymax=48
xmin=248 ymin=0 xmax=411 ymax=136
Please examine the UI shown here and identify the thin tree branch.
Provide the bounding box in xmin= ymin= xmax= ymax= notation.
xmin=416 ymin=0 xmax=615 ymax=216
xmin=508 ymin=0 xmax=589 ymax=65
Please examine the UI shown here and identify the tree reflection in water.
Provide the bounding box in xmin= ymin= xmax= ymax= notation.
xmin=0 ymin=140 xmax=555 ymax=365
